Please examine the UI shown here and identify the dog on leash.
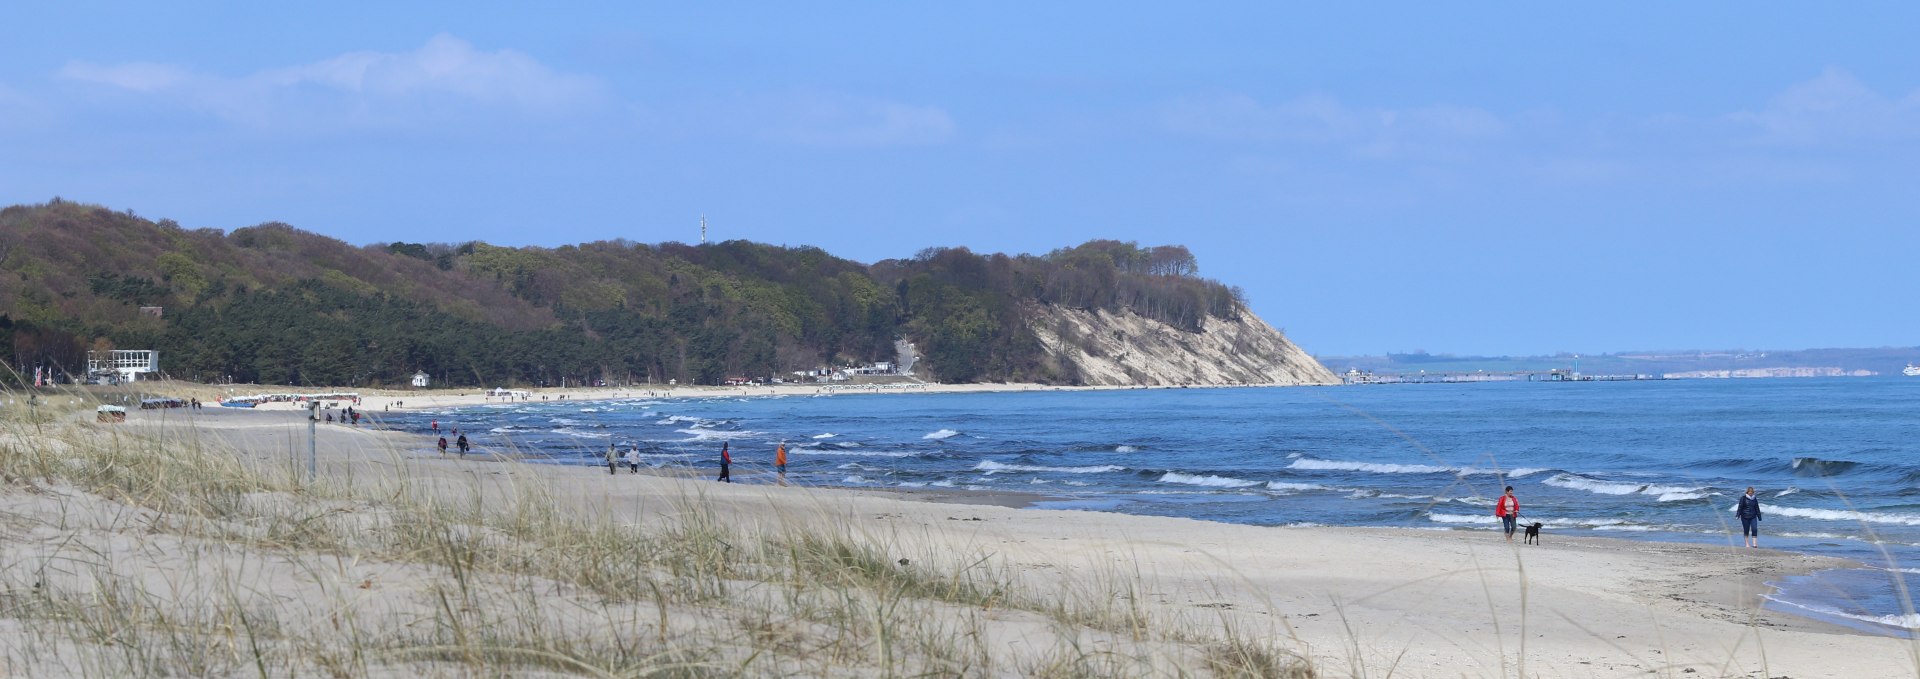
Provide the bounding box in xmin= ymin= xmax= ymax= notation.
xmin=1523 ymin=522 xmax=1543 ymax=545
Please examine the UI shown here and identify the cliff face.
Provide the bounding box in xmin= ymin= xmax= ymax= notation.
xmin=1027 ymin=306 xmax=1338 ymax=386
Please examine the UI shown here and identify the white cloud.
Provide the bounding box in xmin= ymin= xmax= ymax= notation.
xmin=1161 ymin=93 xmax=1503 ymax=156
xmin=650 ymin=90 xmax=957 ymax=148
xmin=55 ymin=34 xmax=603 ymax=127
xmin=56 ymin=62 xmax=190 ymax=92
xmin=758 ymin=93 xmax=955 ymax=147
xmin=1732 ymin=67 xmax=1920 ymax=145
xmin=255 ymin=34 xmax=599 ymax=112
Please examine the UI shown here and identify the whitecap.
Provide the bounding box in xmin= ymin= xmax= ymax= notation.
xmin=1763 ymin=596 xmax=1920 ymax=630
xmin=1115 ymin=445 xmax=1139 ymax=453
xmin=923 ymin=429 xmax=961 ymax=440
xmin=1544 ymin=473 xmax=1704 ymax=498
xmin=553 ymin=427 xmax=611 ymax=440
xmin=1288 ymin=458 xmax=1453 ymax=474
xmin=842 ymin=475 xmax=870 ymax=484
xmin=1776 ymin=487 xmax=1801 ymax=498
xmin=1761 ymin=506 xmax=1920 ymax=527
xmin=674 ymin=428 xmax=761 ymax=441
xmin=1507 ymin=468 xmax=1549 ymax=478
xmin=975 ymin=460 xmax=1125 ymax=474
xmin=791 ymin=449 xmax=919 ymax=458
xmin=812 ymin=433 xmax=838 ymax=439
xmin=1264 ymin=481 xmax=1328 ymax=492
xmin=1158 ymin=472 xmax=1259 ymax=488
xmin=1657 ymin=491 xmax=1710 ymax=502
xmin=1427 ymin=512 xmax=1628 ymax=528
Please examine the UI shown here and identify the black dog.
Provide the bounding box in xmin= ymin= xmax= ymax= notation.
xmin=1523 ymin=522 xmax=1543 ymax=545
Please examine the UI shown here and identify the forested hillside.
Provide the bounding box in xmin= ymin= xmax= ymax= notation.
xmin=1 ymin=199 xmax=1306 ymax=387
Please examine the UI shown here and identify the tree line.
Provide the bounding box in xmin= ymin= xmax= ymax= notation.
xmin=1 ymin=201 xmax=1253 ymax=387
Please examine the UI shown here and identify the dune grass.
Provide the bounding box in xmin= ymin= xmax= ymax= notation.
xmin=0 ymin=388 xmax=1317 ymax=678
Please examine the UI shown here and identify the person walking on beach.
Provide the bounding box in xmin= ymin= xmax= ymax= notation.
xmin=718 ymin=442 xmax=732 ymax=483
xmin=456 ymin=433 xmax=470 ymax=456
xmin=1496 ymin=486 xmax=1520 ymax=542
xmin=605 ymin=443 xmax=620 ymax=475
xmin=431 ymin=420 xmax=439 ymax=435
xmin=437 ymin=436 xmax=448 ymax=456
xmin=1737 ymin=486 xmax=1763 ymax=548
xmin=775 ymin=442 xmax=788 ymax=476
xmin=624 ymin=446 xmax=641 ymax=474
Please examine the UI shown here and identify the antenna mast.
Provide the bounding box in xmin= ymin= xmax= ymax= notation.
xmin=700 ymin=215 xmax=708 ymax=244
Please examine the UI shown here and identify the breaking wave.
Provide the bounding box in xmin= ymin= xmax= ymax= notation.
xmin=1426 ymin=512 xmax=1629 ymax=528
xmin=1790 ymin=457 xmax=1859 ymax=477
xmin=675 ymin=428 xmax=761 ymax=441
xmin=1287 ymin=458 xmax=1454 ymax=475
xmin=1656 ymin=491 xmax=1711 ymax=502
xmin=974 ymin=460 xmax=1126 ymax=474
xmin=1543 ymin=473 xmax=1704 ymax=498
xmin=1158 ymin=472 xmax=1260 ymax=488
xmin=1763 ymin=506 xmax=1920 ymax=527
xmin=1264 ymin=481 xmax=1328 ymax=492
xmin=1764 ymin=596 xmax=1920 ymax=630
xmin=791 ymin=449 xmax=919 ymax=458
xmin=923 ymin=429 xmax=961 ymax=440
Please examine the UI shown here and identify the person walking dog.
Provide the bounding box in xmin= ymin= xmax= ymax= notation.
xmin=1496 ymin=486 xmax=1520 ymax=542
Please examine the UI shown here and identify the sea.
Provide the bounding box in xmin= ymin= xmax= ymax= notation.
xmin=389 ymin=378 xmax=1920 ymax=636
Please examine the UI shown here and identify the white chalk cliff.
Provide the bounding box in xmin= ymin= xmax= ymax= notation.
xmin=1027 ymin=306 xmax=1338 ymax=386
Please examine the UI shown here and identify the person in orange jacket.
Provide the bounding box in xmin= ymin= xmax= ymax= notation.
xmin=775 ymin=442 xmax=788 ymax=476
xmin=1495 ymin=486 xmax=1520 ymax=542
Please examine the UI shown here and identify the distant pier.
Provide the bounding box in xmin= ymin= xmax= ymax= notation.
xmin=1339 ymin=369 xmax=1662 ymax=385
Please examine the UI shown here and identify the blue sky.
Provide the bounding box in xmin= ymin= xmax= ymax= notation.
xmin=4 ymin=3 xmax=1918 ymax=356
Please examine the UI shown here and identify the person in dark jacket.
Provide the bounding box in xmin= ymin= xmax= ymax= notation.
xmin=718 ymin=442 xmax=732 ymax=483
xmin=1737 ymin=486 xmax=1763 ymax=548
xmin=456 ymin=434 xmax=470 ymax=456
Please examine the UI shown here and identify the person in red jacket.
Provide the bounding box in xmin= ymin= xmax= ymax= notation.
xmin=1496 ymin=486 xmax=1520 ymax=542
xmin=717 ymin=442 xmax=732 ymax=483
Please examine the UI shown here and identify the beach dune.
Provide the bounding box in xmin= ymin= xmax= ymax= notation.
xmin=0 ymin=401 xmax=1912 ymax=677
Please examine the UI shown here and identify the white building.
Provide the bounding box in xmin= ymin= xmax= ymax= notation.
xmin=87 ymin=350 xmax=159 ymax=384
xmin=411 ymin=371 xmax=431 ymax=388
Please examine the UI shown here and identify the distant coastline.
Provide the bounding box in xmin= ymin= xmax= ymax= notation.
xmin=1323 ymin=345 xmax=1920 ymax=379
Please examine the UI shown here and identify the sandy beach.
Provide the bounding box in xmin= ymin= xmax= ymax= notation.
xmin=30 ymin=403 xmax=1904 ymax=677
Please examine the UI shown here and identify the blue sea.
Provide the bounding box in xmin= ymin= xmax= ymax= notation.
xmin=391 ymin=378 xmax=1920 ymax=635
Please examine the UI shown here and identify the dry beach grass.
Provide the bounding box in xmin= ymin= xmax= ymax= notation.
xmin=0 ymin=384 xmax=1917 ymax=677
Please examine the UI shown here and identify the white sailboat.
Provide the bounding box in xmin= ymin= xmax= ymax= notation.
xmin=1905 ymin=363 xmax=1920 ymax=377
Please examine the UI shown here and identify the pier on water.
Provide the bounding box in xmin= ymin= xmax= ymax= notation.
xmin=1339 ymin=369 xmax=1661 ymax=385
